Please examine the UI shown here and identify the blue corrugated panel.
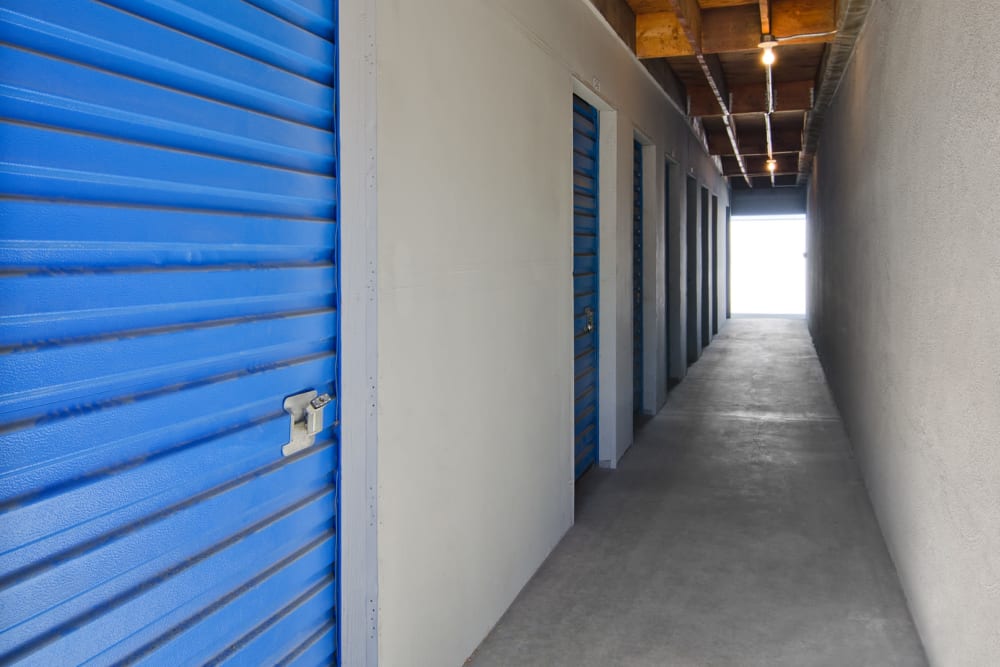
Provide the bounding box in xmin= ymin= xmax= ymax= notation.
xmin=0 ymin=0 xmax=340 ymax=664
xmin=633 ymin=140 xmax=643 ymax=413
xmin=573 ymin=96 xmax=599 ymax=480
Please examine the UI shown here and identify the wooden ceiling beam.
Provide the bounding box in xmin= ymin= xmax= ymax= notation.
xmin=723 ymin=153 xmax=799 ymax=176
xmin=636 ymin=12 xmax=695 ymax=57
xmin=707 ymin=126 xmax=801 ymax=155
xmin=636 ymin=0 xmax=836 ymax=58
xmin=701 ymin=3 xmax=760 ymax=53
xmin=741 ymin=127 xmax=802 ymax=154
xmin=758 ymin=0 xmax=771 ymax=33
xmin=699 ymin=0 xmax=756 ymax=7
xmin=733 ymin=80 xmax=813 ymax=113
xmin=666 ymin=0 xmax=703 ymax=51
xmin=661 ymin=0 xmax=750 ymax=185
xmin=771 ymin=0 xmax=836 ymax=41
xmin=689 ymin=80 xmax=813 ymax=116
xmin=626 ymin=0 xmax=675 ymax=12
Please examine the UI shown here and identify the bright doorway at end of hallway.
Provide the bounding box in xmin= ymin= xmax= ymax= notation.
xmin=731 ymin=214 xmax=806 ymax=316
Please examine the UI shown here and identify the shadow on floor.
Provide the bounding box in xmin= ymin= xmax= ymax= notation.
xmin=468 ymin=319 xmax=927 ymax=667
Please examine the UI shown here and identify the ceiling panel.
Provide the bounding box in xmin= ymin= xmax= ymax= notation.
xmin=771 ymin=110 xmax=806 ymax=134
xmin=701 ymin=115 xmax=728 ymax=133
xmin=733 ymin=114 xmax=765 ymax=135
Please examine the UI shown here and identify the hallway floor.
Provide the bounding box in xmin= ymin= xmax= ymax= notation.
xmin=468 ymin=319 xmax=926 ymax=666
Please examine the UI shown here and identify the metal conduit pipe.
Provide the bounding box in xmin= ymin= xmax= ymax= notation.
xmin=797 ymin=0 xmax=874 ymax=184
xmin=765 ymin=61 xmax=775 ymax=186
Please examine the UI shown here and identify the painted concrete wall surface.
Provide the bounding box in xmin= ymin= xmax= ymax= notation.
xmin=375 ymin=0 xmax=728 ymax=664
xmin=808 ymin=1 xmax=1000 ymax=663
xmin=732 ymin=186 xmax=806 ymax=216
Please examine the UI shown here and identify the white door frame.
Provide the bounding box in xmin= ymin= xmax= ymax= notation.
xmin=339 ymin=1 xmax=378 ymax=665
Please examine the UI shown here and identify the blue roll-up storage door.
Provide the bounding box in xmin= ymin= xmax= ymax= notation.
xmin=0 ymin=1 xmax=340 ymax=664
xmin=572 ymin=95 xmax=599 ymax=479
xmin=632 ymin=140 xmax=643 ymax=414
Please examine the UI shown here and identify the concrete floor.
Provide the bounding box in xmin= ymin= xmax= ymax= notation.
xmin=467 ymin=319 xmax=927 ymax=667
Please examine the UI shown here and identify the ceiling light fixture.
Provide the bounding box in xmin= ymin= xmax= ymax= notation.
xmin=759 ymin=34 xmax=778 ymax=66
xmin=766 ymin=159 xmax=777 ymax=173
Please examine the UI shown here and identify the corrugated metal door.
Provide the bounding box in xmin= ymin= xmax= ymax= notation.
xmin=701 ymin=187 xmax=711 ymax=348
xmin=711 ymin=195 xmax=719 ymax=335
xmin=0 ymin=1 xmax=340 ymax=664
xmin=572 ymin=95 xmax=599 ymax=479
xmin=686 ymin=176 xmax=699 ymax=366
xmin=632 ymin=140 xmax=643 ymax=414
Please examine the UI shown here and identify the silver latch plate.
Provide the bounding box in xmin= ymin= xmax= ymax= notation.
xmin=282 ymin=390 xmax=332 ymax=457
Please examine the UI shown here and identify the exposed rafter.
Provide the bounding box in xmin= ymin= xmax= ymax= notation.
xmin=758 ymin=0 xmax=771 ymax=34
xmin=636 ymin=11 xmax=695 ymax=58
xmin=709 ymin=125 xmax=803 ymax=156
xmin=688 ymin=80 xmax=813 ymax=116
xmin=600 ymin=0 xmax=865 ymax=188
xmin=723 ymin=153 xmax=798 ymax=176
xmin=664 ymin=0 xmax=751 ymax=186
xmin=637 ymin=0 xmax=835 ymax=58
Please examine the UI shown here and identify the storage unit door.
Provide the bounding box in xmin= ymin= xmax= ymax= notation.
xmin=711 ymin=196 xmax=719 ymax=335
xmin=664 ymin=164 xmax=671 ymax=379
xmin=686 ymin=177 xmax=699 ymax=365
xmin=0 ymin=1 xmax=340 ymax=664
xmin=701 ymin=188 xmax=711 ymax=348
xmin=632 ymin=140 xmax=643 ymax=414
xmin=572 ymin=95 xmax=599 ymax=479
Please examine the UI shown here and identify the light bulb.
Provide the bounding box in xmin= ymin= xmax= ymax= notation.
xmin=766 ymin=159 xmax=777 ymax=173
xmin=759 ymin=35 xmax=778 ymax=66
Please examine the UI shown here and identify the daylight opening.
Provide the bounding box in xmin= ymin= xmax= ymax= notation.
xmin=730 ymin=214 xmax=806 ymax=316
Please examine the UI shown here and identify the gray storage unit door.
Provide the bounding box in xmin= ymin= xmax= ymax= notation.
xmin=712 ymin=195 xmax=719 ymax=335
xmin=632 ymin=140 xmax=643 ymax=413
xmin=664 ymin=164 xmax=671 ymax=379
xmin=686 ymin=176 xmax=699 ymax=365
xmin=0 ymin=1 xmax=341 ymax=664
xmin=701 ymin=187 xmax=711 ymax=348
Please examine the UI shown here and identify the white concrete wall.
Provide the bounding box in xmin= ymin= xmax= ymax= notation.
xmin=375 ymin=1 xmax=729 ymax=664
xmin=808 ymin=1 xmax=1000 ymax=663
xmin=638 ymin=141 xmax=664 ymax=412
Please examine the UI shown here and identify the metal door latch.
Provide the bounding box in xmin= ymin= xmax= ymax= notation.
xmin=282 ymin=390 xmax=332 ymax=457
xmin=584 ymin=306 xmax=595 ymax=333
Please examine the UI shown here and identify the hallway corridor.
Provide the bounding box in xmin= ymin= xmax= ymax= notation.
xmin=469 ymin=319 xmax=926 ymax=666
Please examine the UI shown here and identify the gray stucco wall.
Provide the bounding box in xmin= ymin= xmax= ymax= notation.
xmin=807 ymin=1 xmax=1000 ymax=663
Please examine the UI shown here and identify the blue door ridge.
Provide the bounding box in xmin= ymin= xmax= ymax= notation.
xmin=0 ymin=1 xmax=341 ymax=664
xmin=572 ymin=95 xmax=600 ymax=479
